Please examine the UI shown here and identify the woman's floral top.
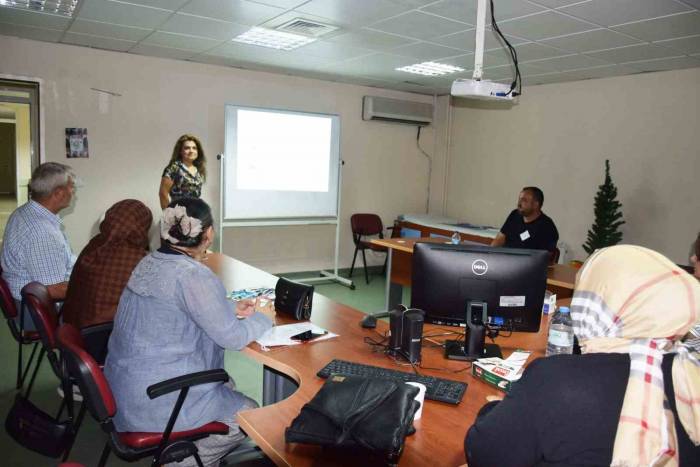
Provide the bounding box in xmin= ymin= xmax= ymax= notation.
xmin=162 ymin=160 xmax=204 ymax=201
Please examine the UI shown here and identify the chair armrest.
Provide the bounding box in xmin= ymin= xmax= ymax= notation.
xmin=147 ymin=369 xmax=229 ymax=399
xmin=80 ymin=321 xmax=113 ymax=337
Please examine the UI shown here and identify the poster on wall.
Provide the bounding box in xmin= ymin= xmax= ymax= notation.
xmin=65 ymin=128 xmax=89 ymax=158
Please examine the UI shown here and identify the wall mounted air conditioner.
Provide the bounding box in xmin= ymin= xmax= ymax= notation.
xmin=362 ymin=96 xmax=433 ymax=125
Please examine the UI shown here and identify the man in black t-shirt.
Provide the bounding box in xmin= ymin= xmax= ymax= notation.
xmin=491 ymin=186 xmax=559 ymax=253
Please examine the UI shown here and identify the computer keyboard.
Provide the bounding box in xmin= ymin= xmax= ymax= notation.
xmin=317 ymin=359 xmax=467 ymax=405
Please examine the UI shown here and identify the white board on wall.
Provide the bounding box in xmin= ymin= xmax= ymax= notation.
xmin=223 ymin=105 xmax=341 ymax=224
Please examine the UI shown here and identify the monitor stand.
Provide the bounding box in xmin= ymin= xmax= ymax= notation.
xmin=444 ymin=339 xmax=502 ymax=361
xmin=444 ymin=300 xmax=503 ymax=361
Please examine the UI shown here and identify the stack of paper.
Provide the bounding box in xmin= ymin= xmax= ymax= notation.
xmin=256 ymin=323 xmax=337 ymax=350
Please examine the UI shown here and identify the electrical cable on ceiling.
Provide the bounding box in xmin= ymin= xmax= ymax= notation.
xmin=489 ymin=0 xmax=521 ymax=96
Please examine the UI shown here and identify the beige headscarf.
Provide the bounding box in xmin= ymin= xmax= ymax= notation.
xmin=571 ymin=245 xmax=700 ymax=466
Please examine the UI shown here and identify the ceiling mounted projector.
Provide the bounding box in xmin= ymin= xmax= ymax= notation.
xmin=451 ymin=79 xmax=513 ymax=102
xmin=451 ymin=0 xmax=520 ymax=102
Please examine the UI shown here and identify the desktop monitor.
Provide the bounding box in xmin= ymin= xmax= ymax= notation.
xmin=411 ymin=243 xmax=548 ymax=360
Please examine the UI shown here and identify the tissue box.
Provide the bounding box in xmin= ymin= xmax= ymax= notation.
xmin=471 ymin=350 xmax=531 ymax=393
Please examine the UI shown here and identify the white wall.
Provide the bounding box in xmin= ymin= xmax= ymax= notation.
xmin=0 ymin=35 xmax=441 ymax=273
xmin=444 ymin=67 xmax=700 ymax=264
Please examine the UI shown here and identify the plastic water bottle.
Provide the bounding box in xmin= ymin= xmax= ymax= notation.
xmin=451 ymin=231 xmax=461 ymax=244
xmin=545 ymin=306 xmax=574 ymax=356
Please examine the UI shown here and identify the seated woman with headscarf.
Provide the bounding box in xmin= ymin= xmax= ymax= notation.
xmin=465 ymin=245 xmax=700 ymax=466
xmin=105 ymin=197 xmax=272 ymax=467
xmin=63 ymin=199 xmax=153 ymax=329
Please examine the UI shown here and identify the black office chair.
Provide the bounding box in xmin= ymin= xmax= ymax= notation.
xmin=349 ymin=214 xmax=396 ymax=284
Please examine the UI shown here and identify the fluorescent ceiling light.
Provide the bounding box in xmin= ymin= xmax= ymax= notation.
xmin=396 ymin=62 xmax=465 ymax=76
xmin=0 ymin=0 xmax=79 ymax=17
xmin=233 ymin=27 xmax=316 ymax=51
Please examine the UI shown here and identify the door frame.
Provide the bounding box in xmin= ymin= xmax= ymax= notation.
xmin=0 ymin=75 xmax=44 ymax=203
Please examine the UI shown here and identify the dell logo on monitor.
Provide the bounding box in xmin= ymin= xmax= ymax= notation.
xmin=472 ymin=259 xmax=488 ymax=275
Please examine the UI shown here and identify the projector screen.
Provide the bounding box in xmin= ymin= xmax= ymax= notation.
xmin=223 ymin=105 xmax=341 ymax=222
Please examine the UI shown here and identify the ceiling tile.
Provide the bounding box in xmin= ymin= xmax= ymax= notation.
xmin=299 ymin=40 xmax=375 ymax=61
xmin=612 ymin=11 xmax=700 ymax=42
xmin=559 ymin=0 xmax=692 ymax=27
xmin=249 ymin=0 xmax=309 ymax=8
xmin=68 ymin=19 xmax=152 ymax=41
xmin=62 ymin=32 xmax=136 ymax=52
xmin=440 ymin=53 xmax=476 ymax=70
xmin=527 ymin=53 xmax=611 ymax=72
xmin=481 ymin=64 xmax=522 ymax=80
xmin=655 ymin=35 xmax=700 ymax=55
xmin=141 ymin=31 xmax=223 ymax=52
xmin=158 ymin=13 xmax=248 ymax=40
xmin=540 ymin=28 xmax=643 ymax=53
xmin=0 ymin=7 xmax=71 ymax=29
xmin=327 ymin=29 xmax=414 ymax=50
xmin=77 ymin=0 xmax=172 ymax=29
xmin=513 ymin=42 xmax=570 ymax=61
xmin=295 ymin=0 xmax=416 ymax=27
xmin=390 ymin=41 xmax=464 ymax=60
xmin=180 ymin=0 xmax=285 ymax=25
xmin=587 ymin=43 xmax=683 ymax=64
xmin=369 ymin=11 xmax=469 ymax=40
xmin=484 ymin=42 xmax=569 ymax=66
xmin=120 ymin=0 xmax=189 ymax=10
xmin=129 ymin=43 xmax=197 ymax=60
xmin=421 ymin=0 xmax=546 ymax=25
xmin=207 ymin=41 xmax=329 ymax=70
xmin=212 ymin=45 xmax=332 ymax=70
xmin=258 ymin=10 xmax=344 ymax=37
xmin=431 ymin=28 xmax=527 ymax=52
xmin=527 ymin=0 xmax=586 ymax=7
xmin=0 ymin=22 xmax=63 ymax=42
xmin=499 ymin=11 xmax=597 ymax=41
xmin=626 ymin=55 xmax=700 ymax=72
xmin=320 ymin=53 xmax=416 ymax=79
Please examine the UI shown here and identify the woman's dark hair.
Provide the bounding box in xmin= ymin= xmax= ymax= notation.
xmin=169 ymin=134 xmax=206 ymax=180
xmin=162 ymin=197 xmax=213 ymax=248
xmin=695 ymin=232 xmax=700 ymax=258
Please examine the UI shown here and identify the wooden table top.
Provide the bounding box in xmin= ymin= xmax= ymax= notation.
xmin=371 ymin=237 xmax=578 ymax=291
xmin=204 ymin=253 xmax=556 ymax=467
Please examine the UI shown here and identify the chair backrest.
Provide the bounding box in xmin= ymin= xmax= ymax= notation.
xmin=0 ymin=274 xmax=18 ymax=320
xmin=350 ymin=214 xmax=384 ymax=238
xmin=21 ymin=282 xmax=58 ymax=350
xmin=550 ymin=247 xmax=561 ymax=264
xmin=57 ymin=324 xmax=117 ymax=424
xmin=0 ymin=274 xmax=22 ymax=342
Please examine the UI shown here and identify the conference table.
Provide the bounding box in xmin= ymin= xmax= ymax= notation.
xmin=371 ymin=237 xmax=579 ymax=312
xmin=203 ymin=252 xmax=556 ymax=467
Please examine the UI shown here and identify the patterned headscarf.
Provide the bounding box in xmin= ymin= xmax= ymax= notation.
xmin=62 ymin=200 xmax=152 ymax=328
xmin=571 ymin=245 xmax=700 ymax=467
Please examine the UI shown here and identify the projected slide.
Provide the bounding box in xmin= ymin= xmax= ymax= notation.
xmin=224 ymin=105 xmax=340 ymax=221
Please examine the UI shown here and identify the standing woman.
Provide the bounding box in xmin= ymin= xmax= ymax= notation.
xmin=159 ymin=134 xmax=206 ymax=209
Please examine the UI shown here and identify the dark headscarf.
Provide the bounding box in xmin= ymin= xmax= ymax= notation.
xmin=62 ymin=199 xmax=152 ymax=328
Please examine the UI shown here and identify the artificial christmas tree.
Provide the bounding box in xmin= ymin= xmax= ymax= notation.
xmin=582 ymin=159 xmax=625 ymax=255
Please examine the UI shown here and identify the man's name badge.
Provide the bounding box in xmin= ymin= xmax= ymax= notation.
xmin=520 ymin=230 xmax=531 ymax=241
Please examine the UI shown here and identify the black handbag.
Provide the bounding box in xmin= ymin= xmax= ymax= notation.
xmin=274 ymin=277 xmax=313 ymax=321
xmin=5 ymin=393 xmax=74 ymax=458
xmin=285 ymin=375 xmax=420 ymax=466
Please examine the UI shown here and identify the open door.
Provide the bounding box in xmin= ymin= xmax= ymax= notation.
xmin=0 ymin=79 xmax=40 ymax=235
